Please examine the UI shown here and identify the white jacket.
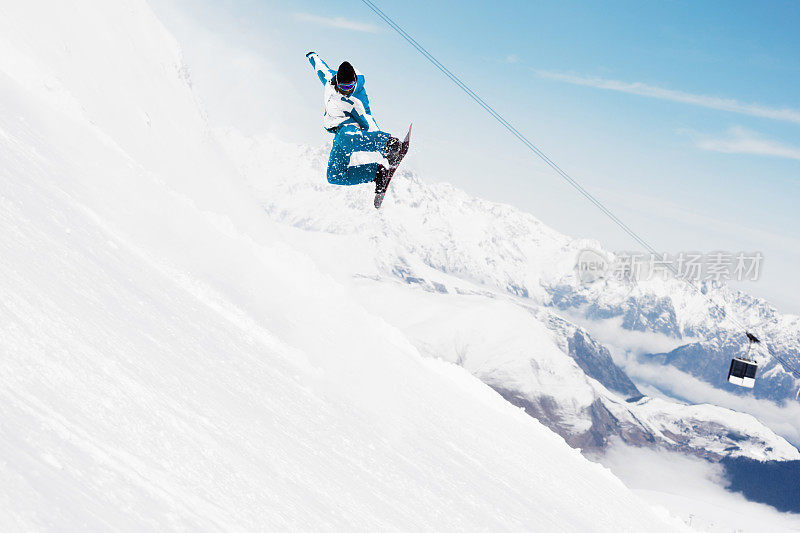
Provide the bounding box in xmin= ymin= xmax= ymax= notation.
xmin=307 ymin=52 xmax=379 ymax=132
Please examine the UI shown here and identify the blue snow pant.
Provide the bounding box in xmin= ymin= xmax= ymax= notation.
xmin=327 ymin=124 xmax=390 ymax=185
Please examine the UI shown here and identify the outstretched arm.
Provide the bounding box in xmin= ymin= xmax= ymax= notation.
xmin=306 ymin=52 xmax=336 ymax=85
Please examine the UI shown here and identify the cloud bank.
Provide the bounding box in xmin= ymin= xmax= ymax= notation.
xmin=569 ymin=315 xmax=800 ymax=446
xmin=596 ymin=440 xmax=800 ymax=532
xmin=536 ymin=70 xmax=800 ymax=125
xmin=619 ymin=353 xmax=800 ymax=447
xmin=695 ymin=127 xmax=800 ymax=162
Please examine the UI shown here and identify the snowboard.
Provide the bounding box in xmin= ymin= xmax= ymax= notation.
xmin=374 ymin=123 xmax=412 ymax=209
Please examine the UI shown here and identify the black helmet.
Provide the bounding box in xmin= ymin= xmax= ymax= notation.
xmin=337 ymin=61 xmax=356 ymax=84
xmin=335 ymin=61 xmax=357 ymax=94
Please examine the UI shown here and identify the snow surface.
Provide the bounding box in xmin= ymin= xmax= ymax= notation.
xmin=0 ymin=0 xmax=695 ymax=530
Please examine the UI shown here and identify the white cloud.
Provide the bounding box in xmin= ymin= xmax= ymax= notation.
xmin=564 ymin=313 xmax=691 ymax=355
xmin=695 ymin=127 xmax=800 ymax=161
xmin=568 ymin=315 xmax=800 ymax=446
xmin=293 ymin=12 xmax=380 ymax=33
xmin=594 ymin=440 xmax=800 ymax=533
xmin=619 ymin=353 xmax=800 ymax=446
xmin=535 ymin=70 xmax=800 ymax=124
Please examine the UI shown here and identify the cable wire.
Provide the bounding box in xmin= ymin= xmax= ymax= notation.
xmin=359 ymin=0 xmax=800 ymax=380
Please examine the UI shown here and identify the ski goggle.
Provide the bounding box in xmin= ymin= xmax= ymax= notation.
xmin=337 ymin=80 xmax=357 ymax=92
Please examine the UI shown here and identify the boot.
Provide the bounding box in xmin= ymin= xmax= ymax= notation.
xmin=385 ymin=136 xmax=402 ymax=167
xmin=374 ymin=164 xmax=390 ymax=195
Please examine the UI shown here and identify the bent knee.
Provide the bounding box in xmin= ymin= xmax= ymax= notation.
xmin=327 ymin=168 xmax=347 ymax=185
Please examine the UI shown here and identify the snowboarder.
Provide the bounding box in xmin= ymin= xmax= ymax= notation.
xmin=306 ymin=52 xmax=410 ymax=208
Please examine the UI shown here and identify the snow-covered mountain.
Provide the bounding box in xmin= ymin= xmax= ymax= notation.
xmin=0 ymin=0 xmax=699 ymax=530
xmin=241 ymin=125 xmax=800 ymax=405
xmin=221 ymin=133 xmax=799 ymax=462
xmin=551 ymin=273 xmax=800 ymax=404
xmin=226 ymin=123 xmax=800 ymax=404
xmin=1 ymin=0 xmax=797 ymax=529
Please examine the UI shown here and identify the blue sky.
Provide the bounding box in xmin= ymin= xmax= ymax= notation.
xmin=152 ymin=0 xmax=800 ymax=312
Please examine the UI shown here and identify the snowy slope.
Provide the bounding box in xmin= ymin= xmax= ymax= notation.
xmin=221 ymin=131 xmax=799 ymax=462
xmin=0 ymin=0 xmax=694 ymax=530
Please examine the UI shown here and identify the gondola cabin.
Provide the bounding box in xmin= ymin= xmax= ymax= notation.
xmin=728 ymin=357 xmax=757 ymax=388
